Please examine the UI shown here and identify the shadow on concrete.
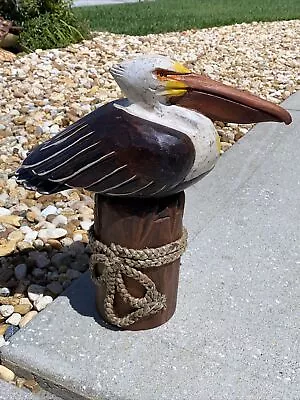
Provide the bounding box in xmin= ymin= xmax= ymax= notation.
xmin=62 ymin=271 xmax=120 ymax=331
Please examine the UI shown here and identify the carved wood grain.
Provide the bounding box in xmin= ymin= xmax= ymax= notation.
xmin=93 ymin=192 xmax=185 ymax=330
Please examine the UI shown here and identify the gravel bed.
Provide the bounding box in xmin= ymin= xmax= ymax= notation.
xmin=0 ymin=20 xmax=299 ymax=353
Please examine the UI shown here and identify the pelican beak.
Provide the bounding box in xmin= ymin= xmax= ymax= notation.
xmin=167 ymin=73 xmax=292 ymax=124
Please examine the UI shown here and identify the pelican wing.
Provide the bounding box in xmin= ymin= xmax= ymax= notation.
xmin=16 ymin=99 xmax=195 ymax=197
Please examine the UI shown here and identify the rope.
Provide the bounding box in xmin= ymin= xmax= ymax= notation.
xmin=88 ymin=225 xmax=187 ymax=328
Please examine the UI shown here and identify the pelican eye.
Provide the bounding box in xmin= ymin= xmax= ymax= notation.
xmin=155 ymin=68 xmax=191 ymax=81
xmin=155 ymin=68 xmax=169 ymax=81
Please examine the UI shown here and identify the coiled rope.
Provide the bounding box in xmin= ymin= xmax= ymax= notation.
xmin=89 ymin=225 xmax=187 ymax=328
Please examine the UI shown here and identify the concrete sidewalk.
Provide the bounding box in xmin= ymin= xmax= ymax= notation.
xmin=1 ymin=93 xmax=299 ymax=399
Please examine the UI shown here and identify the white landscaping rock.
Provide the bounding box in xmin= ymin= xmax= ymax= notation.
xmin=0 ymin=335 xmax=8 ymax=348
xmin=73 ymin=233 xmax=83 ymax=242
xmin=6 ymin=312 xmax=22 ymax=326
xmin=20 ymin=225 xmax=34 ymax=234
xmin=80 ymin=220 xmax=93 ymax=231
xmin=33 ymin=238 xmax=44 ymax=248
xmin=0 ymin=207 xmax=11 ymax=216
xmin=0 ymin=365 xmax=15 ymax=382
xmin=50 ymin=124 xmax=60 ymax=135
xmin=61 ymin=237 xmax=73 ymax=247
xmin=38 ymin=228 xmax=68 ymax=241
xmin=24 ymin=230 xmax=38 ymax=243
xmin=0 ymin=305 xmax=14 ymax=318
xmin=0 ymin=287 xmax=10 ymax=297
xmin=41 ymin=205 xmax=59 ymax=217
xmin=52 ymin=214 xmax=68 ymax=226
xmin=27 ymin=284 xmax=45 ymax=302
xmin=34 ymin=295 xmax=53 ymax=311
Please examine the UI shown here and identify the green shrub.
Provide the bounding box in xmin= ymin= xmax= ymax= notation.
xmin=20 ymin=12 xmax=90 ymax=51
xmin=0 ymin=0 xmax=90 ymax=51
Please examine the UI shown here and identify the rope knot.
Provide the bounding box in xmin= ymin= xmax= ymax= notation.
xmin=89 ymin=226 xmax=187 ymax=328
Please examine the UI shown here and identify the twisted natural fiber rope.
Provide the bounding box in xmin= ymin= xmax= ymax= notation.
xmin=89 ymin=225 xmax=188 ymax=328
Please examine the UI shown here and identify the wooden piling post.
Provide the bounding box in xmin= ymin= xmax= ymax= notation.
xmin=90 ymin=192 xmax=186 ymax=330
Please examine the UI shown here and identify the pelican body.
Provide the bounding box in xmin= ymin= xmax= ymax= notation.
xmin=16 ymin=55 xmax=291 ymax=198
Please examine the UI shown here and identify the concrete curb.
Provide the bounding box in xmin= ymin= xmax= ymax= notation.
xmin=0 ymin=380 xmax=62 ymax=400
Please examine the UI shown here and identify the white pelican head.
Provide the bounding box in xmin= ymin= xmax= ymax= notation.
xmin=110 ymin=54 xmax=292 ymax=124
xmin=110 ymin=55 xmax=191 ymax=108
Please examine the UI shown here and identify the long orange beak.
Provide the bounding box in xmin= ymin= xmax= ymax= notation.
xmin=168 ymin=73 xmax=292 ymax=125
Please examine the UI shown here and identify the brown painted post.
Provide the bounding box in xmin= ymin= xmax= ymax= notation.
xmin=93 ymin=191 xmax=185 ymax=330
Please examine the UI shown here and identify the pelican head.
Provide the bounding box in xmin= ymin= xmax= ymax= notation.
xmin=110 ymin=55 xmax=191 ymax=108
xmin=111 ymin=54 xmax=292 ymax=125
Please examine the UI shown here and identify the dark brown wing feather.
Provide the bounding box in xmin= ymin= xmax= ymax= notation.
xmin=16 ymin=99 xmax=195 ymax=198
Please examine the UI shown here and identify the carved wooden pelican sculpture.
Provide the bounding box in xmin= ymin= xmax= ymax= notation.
xmin=16 ymin=55 xmax=291 ymax=197
xmin=15 ymin=55 xmax=293 ymax=330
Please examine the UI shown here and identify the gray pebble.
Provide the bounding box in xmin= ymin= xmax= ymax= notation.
xmin=62 ymin=280 xmax=72 ymax=289
xmin=66 ymin=269 xmax=81 ymax=280
xmin=70 ymin=257 xmax=89 ymax=272
xmin=47 ymin=281 xmax=63 ymax=295
xmin=32 ymin=268 xmax=45 ymax=279
xmin=28 ymin=251 xmax=50 ymax=269
xmin=4 ymin=325 xmax=19 ymax=340
xmin=51 ymin=252 xmax=71 ymax=268
xmin=14 ymin=263 xmax=27 ymax=280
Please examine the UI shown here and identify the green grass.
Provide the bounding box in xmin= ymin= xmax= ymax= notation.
xmin=74 ymin=0 xmax=300 ymax=35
